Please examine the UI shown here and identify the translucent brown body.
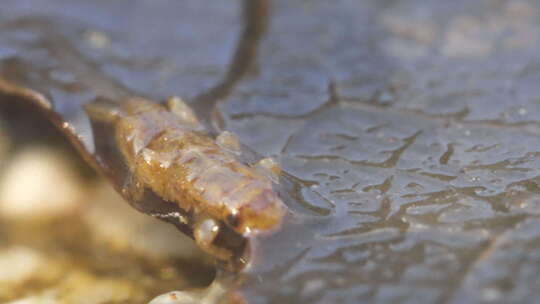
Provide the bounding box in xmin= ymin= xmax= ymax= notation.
xmin=113 ymin=97 xmax=284 ymax=237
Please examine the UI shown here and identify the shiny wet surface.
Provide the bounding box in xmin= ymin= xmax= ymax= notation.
xmin=2 ymin=0 xmax=540 ymax=303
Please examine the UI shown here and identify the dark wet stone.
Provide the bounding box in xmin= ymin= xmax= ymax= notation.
xmin=2 ymin=0 xmax=540 ymax=303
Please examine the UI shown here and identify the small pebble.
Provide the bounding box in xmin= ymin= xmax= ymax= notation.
xmin=0 ymin=147 xmax=83 ymax=219
xmin=0 ymin=247 xmax=45 ymax=283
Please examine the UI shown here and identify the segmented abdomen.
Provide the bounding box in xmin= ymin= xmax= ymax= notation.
xmin=116 ymin=100 xmax=284 ymax=235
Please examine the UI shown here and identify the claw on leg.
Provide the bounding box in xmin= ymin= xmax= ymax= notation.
xmin=194 ymin=217 xmax=232 ymax=260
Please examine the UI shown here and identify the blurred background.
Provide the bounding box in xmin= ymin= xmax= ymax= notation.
xmin=0 ymin=102 xmax=214 ymax=303
xmin=2 ymin=0 xmax=540 ymax=303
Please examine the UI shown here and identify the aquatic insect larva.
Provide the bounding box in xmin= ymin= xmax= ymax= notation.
xmin=86 ymin=96 xmax=285 ymax=258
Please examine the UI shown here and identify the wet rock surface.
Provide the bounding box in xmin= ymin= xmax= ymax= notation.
xmin=1 ymin=0 xmax=540 ymax=303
